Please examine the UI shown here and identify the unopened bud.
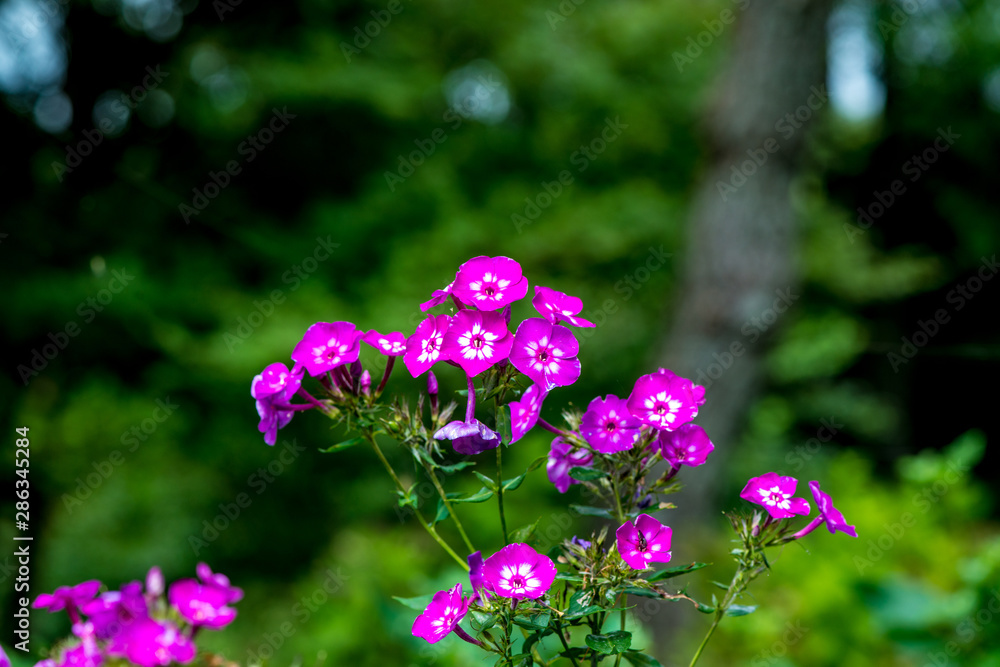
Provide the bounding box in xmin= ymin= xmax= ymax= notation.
xmin=146 ymin=566 xmax=164 ymax=597
xmin=360 ymin=370 xmax=372 ymax=396
xmin=428 ymin=371 xmax=439 ymax=418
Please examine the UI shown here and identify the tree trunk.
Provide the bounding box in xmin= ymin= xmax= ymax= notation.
xmin=651 ymin=0 xmax=833 ymax=660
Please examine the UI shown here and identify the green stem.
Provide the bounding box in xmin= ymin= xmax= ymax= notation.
xmin=613 ymin=597 xmax=626 ymax=667
xmin=497 ymin=444 xmax=509 ymax=545
xmin=422 ymin=461 xmax=476 ymax=554
xmin=687 ymin=612 xmax=722 ymax=667
xmin=553 ymin=619 xmax=581 ymax=667
xmin=364 ymin=432 xmax=469 ymax=571
xmin=611 ymin=469 xmax=627 ymax=525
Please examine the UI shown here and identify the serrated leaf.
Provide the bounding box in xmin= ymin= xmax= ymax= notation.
xmin=646 ymin=562 xmax=709 ymax=582
xmin=318 ymin=437 xmax=365 ymax=453
xmin=570 ymin=504 xmax=616 ymax=520
xmin=393 ymin=593 xmax=434 ymax=611
xmin=725 ymin=604 xmax=757 ymax=617
xmin=623 ymin=650 xmax=664 ymax=667
xmin=450 ymin=487 xmax=494 ymax=503
xmin=585 ymin=634 xmax=614 ymax=655
xmin=474 ymin=471 xmax=497 ymax=491
xmin=569 ymin=466 xmax=607 ymax=481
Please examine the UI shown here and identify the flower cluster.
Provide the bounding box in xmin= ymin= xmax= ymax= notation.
xmin=27 ymin=564 xmax=240 ymax=667
xmin=244 ymin=254 xmax=860 ymax=666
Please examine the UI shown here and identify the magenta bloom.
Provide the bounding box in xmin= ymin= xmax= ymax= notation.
xmin=580 ymin=395 xmax=641 ymax=453
xmin=740 ymin=472 xmax=811 ymax=519
xmin=799 ymin=481 xmax=858 ymax=537
xmin=0 ymin=644 xmax=10 ymax=667
xmin=121 ymin=619 xmax=195 ymax=667
xmin=434 ymin=419 xmax=501 ymax=455
xmin=82 ymin=582 xmax=148 ymax=639
xmin=616 ymin=514 xmax=672 ymax=570
xmin=34 ymin=580 xmax=102 ymax=617
xmin=291 ymin=321 xmax=363 ymax=376
xmin=196 ymin=563 xmax=243 ymax=603
xmin=532 ymin=285 xmax=595 ymax=327
xmin=626 ymin=370 xmax=701 ymax=431
xmin=411 ymin=584 xmax=471 ymax=644
xmin=468 ymin=552 xmax=488 ymax=601
xmin=252 ymin=362 xmax=305 ymax=446
xmin=656 ymin=423 xmax=714 ymax=467
xmin=168 ymin=580 xmax=237 ymax=629
xmin=482 ymin=543 xmax=557 ymax=600
xmin=509 ymin=384 xmax=549 ymax=444
xmin=61 ymin=623 xmax=103 ymax=667
xmin=362 ymin=329 xmax=407 ymax=356
xmin=509 ymin=318 xmax=581 ymax=389
xmin=546 ymin=437 xmax=594 ymax=494
xmin=452 ymin=256 xmax=529 ymax=311
xmin=404 ymin=314 xmax=451 ymax=377
xmin=440 ymin=309 xmax=512 ymax=377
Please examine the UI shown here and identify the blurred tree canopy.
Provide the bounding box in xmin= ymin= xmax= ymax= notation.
xmin=1 ymin=0 xmax=998 ymax=665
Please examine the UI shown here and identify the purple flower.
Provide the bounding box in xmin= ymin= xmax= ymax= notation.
xmin=420 ymin=275 xmax=469 ymax=312
xmin=440 ymin=309 xmax=512 ymax=377
xmin=531 ymin=285 xmax=595 ymax=328
xmin=434 ymin=419 xmax=501 ymax=456
xmin=616 ymin=514 xmax=672 ymax=570
xmin=411 ymin=584 xmax=471 ymax=644
xmin=168 ymin=580 xmax=237 ymax=629
xmin=570 ymin=536 xmax=592 ymax=549
xmin=508 ymin=384 xmax=549 ymax=444
xmin=740 ymin=472 xmax=811 ymax=519
xmin=252 ymin=363 xmax=305 ymax=446
xmin=546 ymin=437 xmax=594 ymax=493
xmin=61 ymin=623 xmax=103 ymax=667
xmin=794 ymin=481 xmax=858 ymax=538
xmin=196 ymin=563 xmax=243 ymax=603
xmin=453 ymin=256 xmax=528 ymax=311
xmin=656 ymin=423 xmax=714 ymax=468
xmin=482 ymin=543 xmax=557 ymax=600
xmin=362 ymin=329 xmax=407 ymax=356
xmin=468 ymin=551 xmax=488 ymax=601
xmin=145 ymin=567 xmax=164 ymax=599
xmin=34 ymin=580 xmax=102 ymax=618
xmin=626 ymin=370 xmax=701 ymax=431
xmin=0 ymin=643 xmax=10 ymax=667
xmin=580 ymin=395 xmax=641 ymax=453
xmin=81 ymin=582 xmax=148 ymax=640
xmin=291 ymin=321 xmax=363 ymax=376
xmin=119 ymin=619 xmax=195 ymax=667
xmin=404 ymin=314 xmax=451 ymax=377
xmin=509 ymin=318 xmax=581 ymax=390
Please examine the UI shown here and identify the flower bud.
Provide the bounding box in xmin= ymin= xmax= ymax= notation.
xmin=360 ymin=370 xmax=372 ymax=397
xmin=146 ymin=566 xmax=164 ymax=598
xmin=428 ymin=371 xmax=439 ymax=418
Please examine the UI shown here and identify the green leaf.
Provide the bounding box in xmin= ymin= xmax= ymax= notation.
xmin=318 ymin=437 xmax=365 ymax=453
xmin=623 ymin=650 xmax=664 ymax=666
xmin=508 ymin=519 xmax=539 ymax=544
xmin=470 ymin=610 xmax=497 ymax=632
xmin=449 ymin=487 xmax=494 ymax=503
xmin=437 ymin=461 xmax=475 ymax=474
xmin=569 ymin=466 xmax=607 ymax=481
xmin=619 ymin=586 xmax=662 ymax=598
xmin=474 ymin=471 xmax=497 ymax=491
xmin=585 ymin=634 xmax=614 ymax=655
xmin=569 ymin=504 xmax=616 ymax=520
xmin=431 ymin=498 xmax=449 ymax=526
xmin=555 ymin=572 xmax=584 ymax=583
xmin=695 ymin=602 xmax=716 ymax=614
xmin=502 ymin=456 xmax=546 ymax=491
xmin=725 ymin=604 xmax=758 ymax=617
xmin=392 ymin=593 xmax=434 ymax=611
xmin=513 ymin=611 xmax=550 ymax=631
xmin=396 ymin=488 xmax=418 ymax=509
xmin=496 ymin=405 xmax=514 ymax=446
xmin=646 ymin=562 xmax=709 ymax=582
xmin=608 ymin=630 xmax=632 ymax=653
xmin=565 ymin=590 xmax=604 ymax=619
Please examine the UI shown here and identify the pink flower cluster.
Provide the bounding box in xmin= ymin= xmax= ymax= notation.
xmin=27 ymin=564 xmax=240 ymax=667
xmin=740 ymin=473 xmax=857 ymax=538
xmin=412 ymin=543 xmax=556 ymax=644
xmin=547 ymin=367 xmax=712 ymax=494
xmin=250 ymin=256 xmax=596 ymax=454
